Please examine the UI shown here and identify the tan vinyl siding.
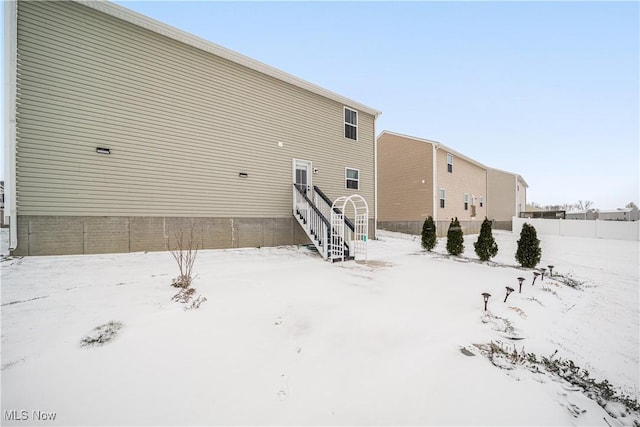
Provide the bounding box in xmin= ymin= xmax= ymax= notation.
xmin=377 ymin=133 xmax=433 ymax=222
xmin=436 ymin=149 xmax=487 ymax=222
xmin=16 ymin=1 xmax=376 ymax=218
xmin=487 ymin=169 xmax=516 ymax=221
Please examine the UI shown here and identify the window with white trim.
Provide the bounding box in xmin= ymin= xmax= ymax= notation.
xmin=345 ymin=167 xmax=359 ymax=190
xmin=479 ymin=197 xmax=484 ymax=208
xmin=447 ymin=153 xmax=453 ymax=173
xmin=464 ymin=193 xmax=469 ymax=210
xmin=344 ymin=107 xmax=358 ymax=140
xmin=439 ymin=188 xmax=446 ymax=208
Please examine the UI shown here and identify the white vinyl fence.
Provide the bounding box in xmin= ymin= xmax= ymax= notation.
xmin=512 ymin=217 xmax=640 ymax=241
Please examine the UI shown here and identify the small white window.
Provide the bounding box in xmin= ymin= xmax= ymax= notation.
xmin=344 ymin=107 xmax=358 ymax=140
xmin=447 ymin=153 xmax=453 ymax=173
xmin=345 ymin=168 xmax=359 ymax=190
xmin=464 ymin=193 xmax=469 ymax=211
xmin=439 ymin=188 xmax=446 ymax=208
xmin=480 ymin=197 xmax=484 ymax=208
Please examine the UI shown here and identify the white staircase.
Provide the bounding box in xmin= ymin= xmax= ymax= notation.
xmin=293 ymin=184 xmax=330 ymax=259
xmin=292 ymin=184 xmax=368 ymax=262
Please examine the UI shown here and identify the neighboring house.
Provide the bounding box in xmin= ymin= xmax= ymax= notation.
xmin=486 ymin=168 xmax=528 ymax=226
xmin=566 ymin=209 xmax=597 ymax=220
xmin=598 ymin=208 xmax=639 ymax=221
xmin=525 ymin=204 xmax=544 ymax=212
xmin=377 ymin=131 xmax=488 ymax=236
xmin=520 ymin=210 xmax=566 ymax=219
xmin=4 ymin=0 xmax=380 ymax=256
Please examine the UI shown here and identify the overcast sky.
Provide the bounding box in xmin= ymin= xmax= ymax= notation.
xmin=2 ymin=1 xmax=638 ymax=209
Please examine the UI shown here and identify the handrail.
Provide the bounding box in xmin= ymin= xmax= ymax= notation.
xmin=313 ymin=185 xmax=333 ymax=209
xmin=292 ymin=183 xmax=331 ymax=259
xmin=294 ymin=184 xmax=330 ymax=227
xmin=313 ymin=186 xmax=356 ymax=232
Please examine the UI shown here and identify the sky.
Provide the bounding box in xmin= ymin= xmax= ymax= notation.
xmin=2 ymin=1 xmax=639 ymax=209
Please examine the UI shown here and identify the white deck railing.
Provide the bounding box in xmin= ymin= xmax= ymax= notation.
xmin=294 ymin=185 xmax=366 ymax=262
xmin=293 ymin=184 xmax=330 ymax=259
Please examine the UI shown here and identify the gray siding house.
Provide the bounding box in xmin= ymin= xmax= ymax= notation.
xmin=598 ymin=208 xmax=639 ymax=222
xmin=4 ymin=0 xmax=380 ymax=256
xmin=566 ymin=210 xmax=598 ymax=221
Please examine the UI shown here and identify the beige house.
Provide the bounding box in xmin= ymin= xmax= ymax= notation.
xmin=4 ymin=0 xmax=380 ymax=256
xmin=486 ymin=168 xmax=528 ymax=226
xmin=377 ymin=131 xmax=489 ymax=236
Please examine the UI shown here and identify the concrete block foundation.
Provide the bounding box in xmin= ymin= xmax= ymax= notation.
xmin=12 ymin=216 xmax=320 ymax=256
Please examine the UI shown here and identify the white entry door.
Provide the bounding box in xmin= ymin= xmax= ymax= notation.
xmin=293 ymin=159 xmax=312 ymax=195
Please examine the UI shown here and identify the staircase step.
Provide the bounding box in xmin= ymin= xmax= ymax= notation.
xmin=302 ymin=243 xmax=319 ymax=253
xmin=330 ymin=255 xmax=355 ymax=263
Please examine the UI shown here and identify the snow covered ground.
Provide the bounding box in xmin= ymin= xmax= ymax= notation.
xmin=1 ymin=227 xmax=638 ymax=426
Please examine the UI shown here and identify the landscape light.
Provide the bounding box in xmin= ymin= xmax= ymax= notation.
xmin=481 ymin=293 xmax=491 ymax=311
xmin=548 ymin=265 xmax=554 ymax=277
xmin=517 ymin=277 xmax=525 ymax=293
xmin=504 ymin=286 xmax=514 ymax=303
xmin=540 ymin=268 xmax=547 ymax=281
xmin=532 ymin=272 xmax=540 ymax=286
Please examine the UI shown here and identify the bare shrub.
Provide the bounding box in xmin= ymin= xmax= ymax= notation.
xmin=475 ymin=342 xmax=640 ymax=418
xmin=172 ymin=287 xmax=196 ymax=303
xmin=541 ymin=286 xmax=558 ymax=295
xmin=554 ymin=273 xmax=584 ymax=289
xmin=508 ymin=306 xmax=528 ymax=318
xmin=186 ymin=295 xmax=208 ymax=310
xmin=81 ymin=321 xmax=124 ymax=347
xmin=170 ymin=226 xmax=199 ymax=288
xmin=167 ymin=226 xmax=207 ymax=310
xmin=172 ymin=287 xmax=208 ymax=310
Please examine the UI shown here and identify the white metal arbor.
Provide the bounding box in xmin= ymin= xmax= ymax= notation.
xmin=330 ymin=194 xmax=369 ymax=262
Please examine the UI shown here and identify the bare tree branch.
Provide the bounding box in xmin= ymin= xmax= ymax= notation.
xmin=170 ymin=226 xmax=199 ymax=288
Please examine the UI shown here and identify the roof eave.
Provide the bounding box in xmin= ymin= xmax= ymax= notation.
xmin=377 ymin=130 xmax=489 ymax=170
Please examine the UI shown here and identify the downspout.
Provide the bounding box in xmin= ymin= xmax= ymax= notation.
xmin=514 ymin=175 xmax=518 ymax=218
xmin=524 ymin=182 xmax=527 ymax=215
xmin=4 ymin=0 xmax=18 ymax=251
xmin=485 ymin=169 xmax=488 ymax=220
xmin=373 ymin=118 xmax=378 ymax=240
